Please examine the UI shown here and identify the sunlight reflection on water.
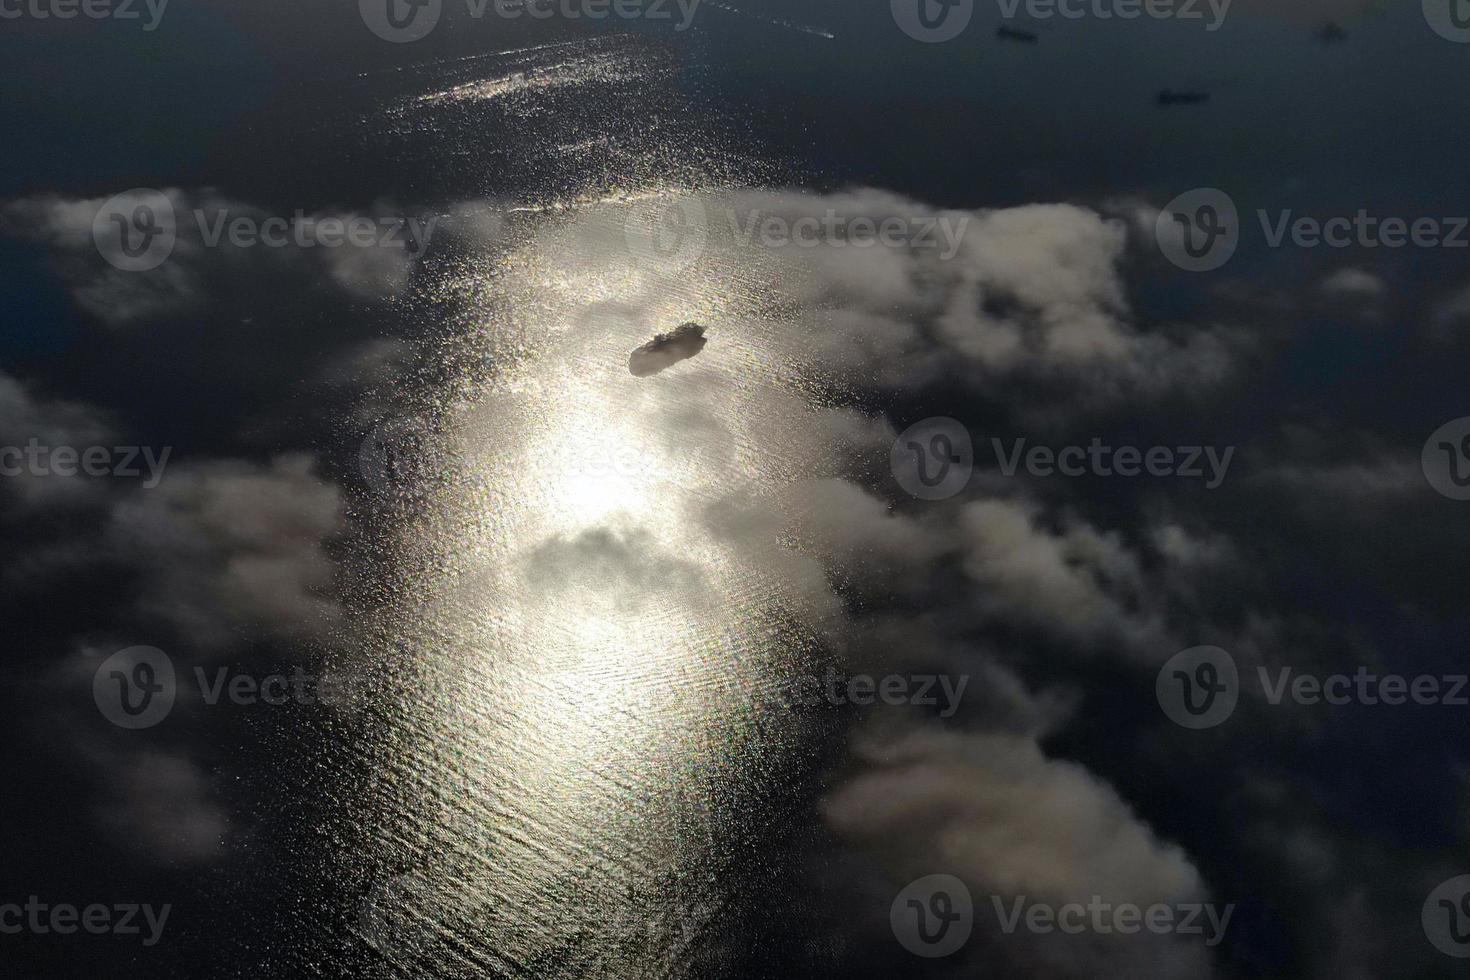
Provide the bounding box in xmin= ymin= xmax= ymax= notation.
xmin=331 ymin=185 xmax=850 ymax=976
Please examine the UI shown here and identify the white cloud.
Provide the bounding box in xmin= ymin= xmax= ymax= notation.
xmin=106 ymin=453 xmax=345 ymax=650
xmin=1433 ymin=283 xmax=1470 ymax=328
xmin=738 ymin=190 xmax=1240 ymax=399
xmin=826 ymin=727 xmax=1206 ymax=905
xmin=1319 ymin=267 xmax=1386 ymax=297
xmin=89 ymin=743 xmax=228 ymax=863
xmin=3 ymin=188 xmax=428 ymax=325
xmin=957 ymin=498 xmax=1169 ymax=655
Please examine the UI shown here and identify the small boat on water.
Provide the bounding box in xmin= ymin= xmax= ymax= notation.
xmin=1156 ymin=89 xmax=1211 ymax=107
xmin=628 ymin=323 xmax=708 ymax=377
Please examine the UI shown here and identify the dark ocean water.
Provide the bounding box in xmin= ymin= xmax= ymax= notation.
xmin=193 ymin=31 xmax=841 ymax=980
xmin=7 ymin=4 xmax=1470 ymax=977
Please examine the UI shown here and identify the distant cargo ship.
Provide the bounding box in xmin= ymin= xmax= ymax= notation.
xmin=996 ymin=25 xmax=1039 ymax=43
xmin=1156 ymin=90 xmax=1211 ymax=107
xmin=628 ymin=323 xmax=708 ymax=377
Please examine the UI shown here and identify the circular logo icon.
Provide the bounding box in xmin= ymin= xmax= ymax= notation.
xmin=891 ymin=417 xmax=973 ymax=500
xmin=359 ymin=871 xmax=441 ymax=955
xmin=624 ymin=197 xmax=708 ymax=273
xmin=1424 ymin=0 xmax=1470 ymax=43
xmin=1157 ymin=645 xmax=1238 ymax=729
xmin=359 ymin=417 xmax=436 ymax=496
xmin=891 ymin=874 xmax=973 ymax=957
xmin=92 ymin=646 xmax=176 ymax=729
xmin=891 ymin=0 xmax=974 ymax=42
xmin=1156 ymin=188 xmax=1239 ymax=272
xmin=359 ymin=0 xmax=441 ymax=42
xmin=1422 ymin=418 xmax=1470 ymax=500
xmin=1423 ymin=875 xmax=1470 ymax=957
xmin=92 ymin=189 xmax=176 ymax=272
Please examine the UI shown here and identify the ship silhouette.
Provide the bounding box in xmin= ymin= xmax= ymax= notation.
xmin=628 ymin=322 xmax=708 ymax=377
xmin=996 ymin=24 xmax=1039 ymax=44
xmin=1156 ymin=89 xmax=1211 ymax=107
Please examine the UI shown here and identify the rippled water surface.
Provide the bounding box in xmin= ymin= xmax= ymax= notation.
xmin=272 ymin=35 xmax=848 ymax=978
